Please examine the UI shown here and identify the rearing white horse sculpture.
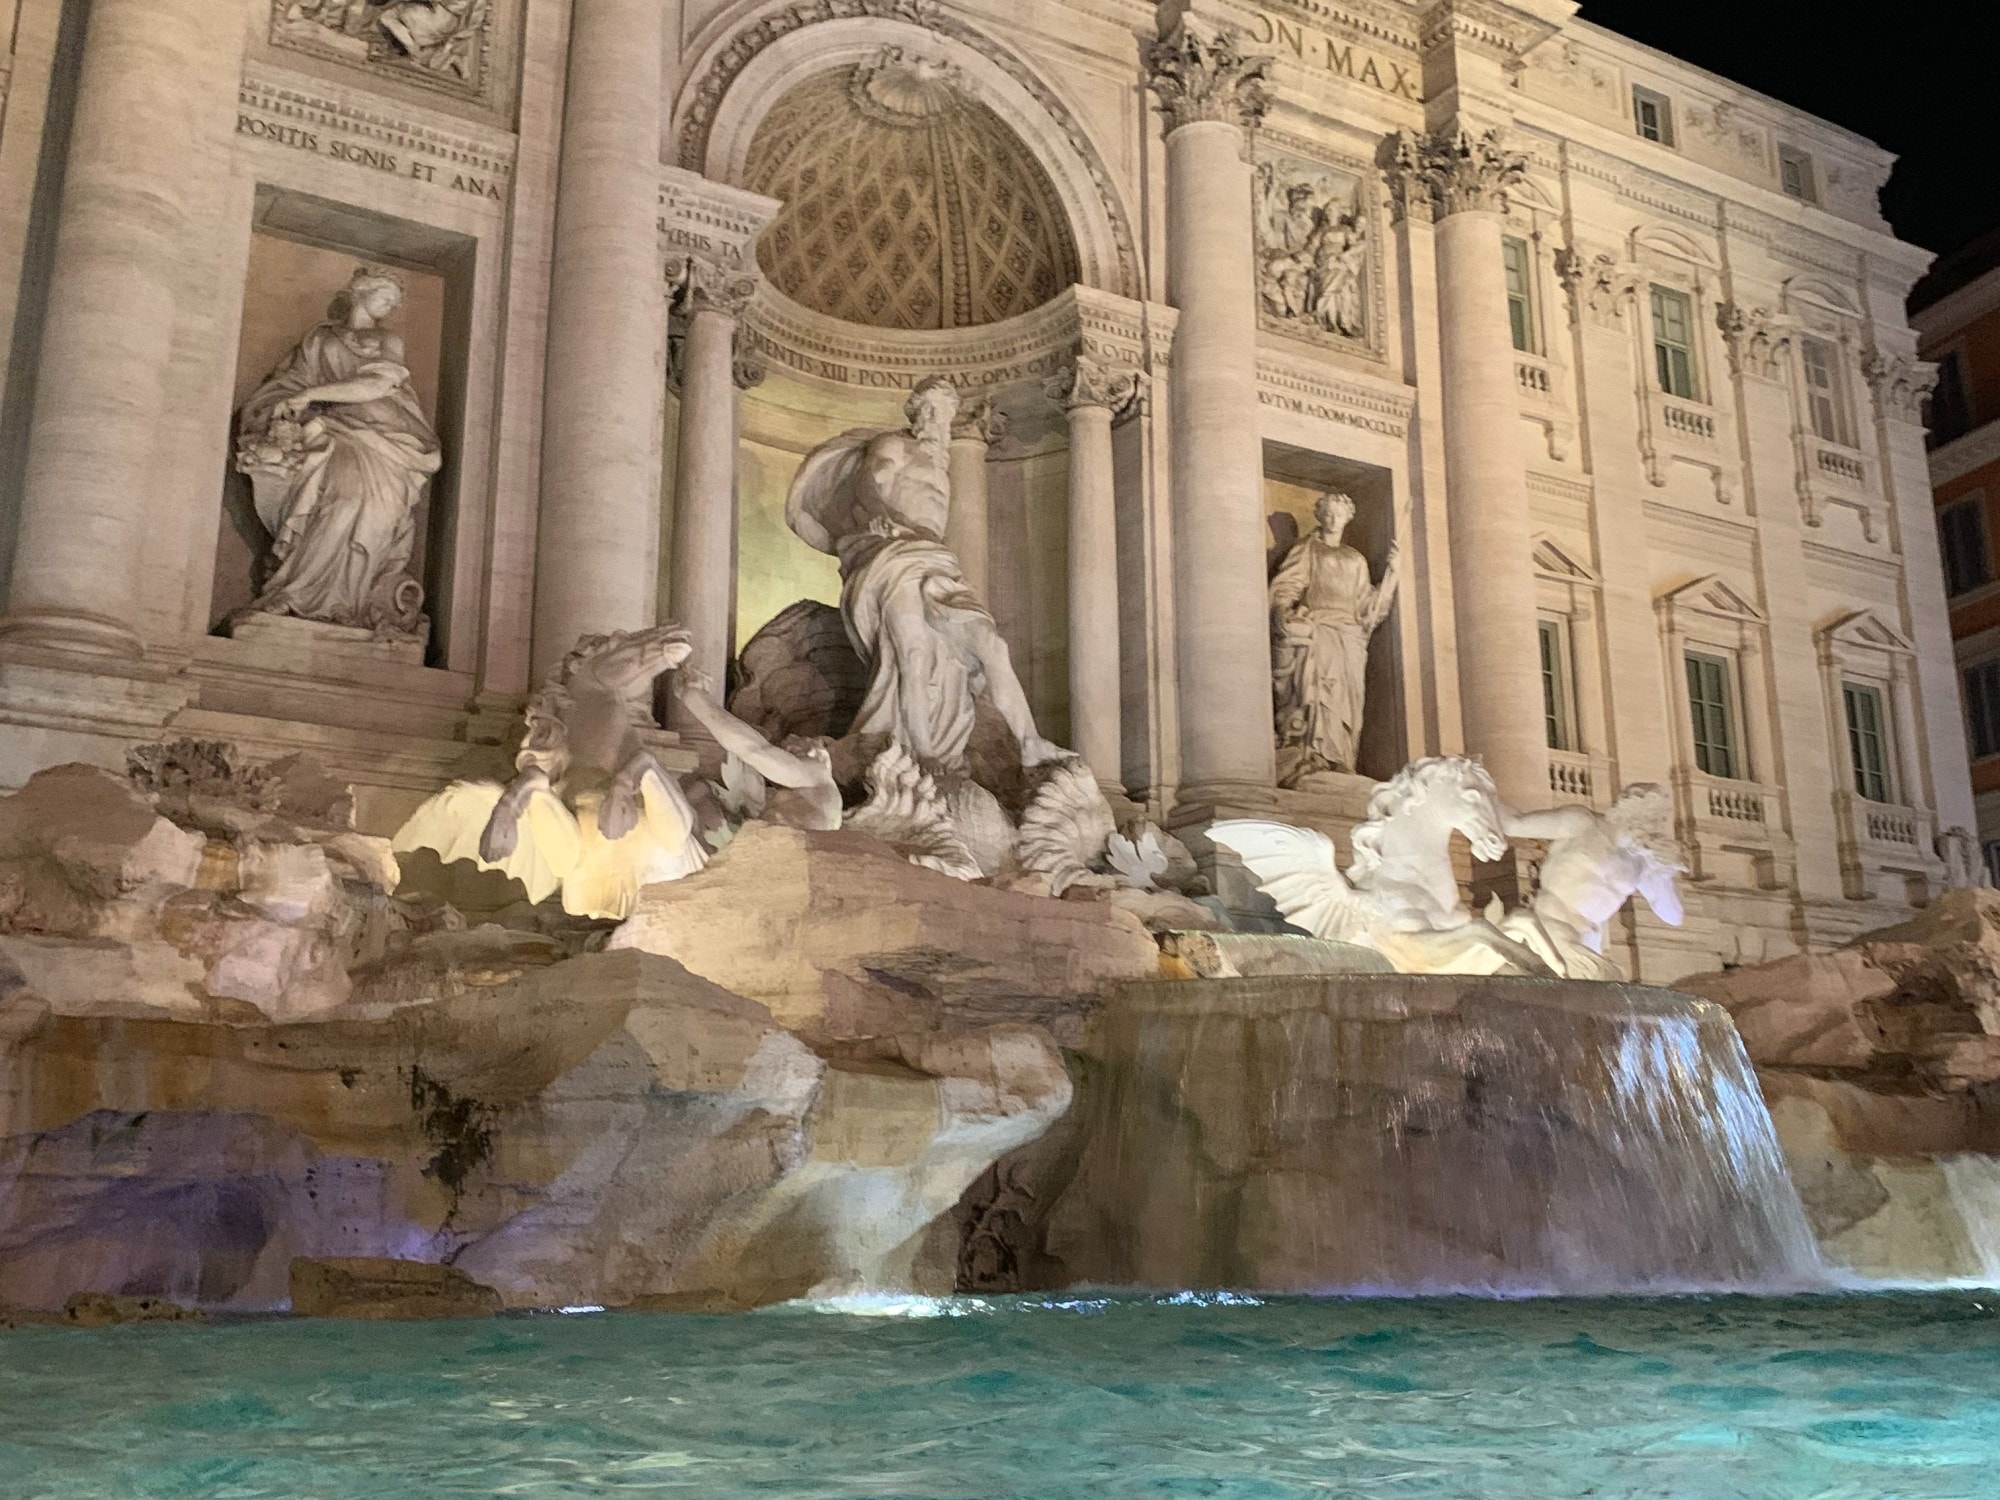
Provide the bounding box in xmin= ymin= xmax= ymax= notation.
xmin=1211 ymin=756 xmax=1551 ymax=976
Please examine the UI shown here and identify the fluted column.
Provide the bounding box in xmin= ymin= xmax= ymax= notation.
xmin=532 ymin=0 xmax=666 ymax=679
xmin=1144 ymin=17 xmax=1276 ymax=809
xmin=1048 ymin=357 xmax=1142 ymax=788
xmin=946 ymin=399 xmax=1004 ymax=600
xmin=1391 ymin=128 xmax=1548 ymax=806
xmin=0 ymin=0 xmax=245 ymax=655
xmin=666 ymin=258 xmax=759 ymax=706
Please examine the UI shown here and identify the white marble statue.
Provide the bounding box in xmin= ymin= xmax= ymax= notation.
xmin=1270 ymin=492 xmax=1399 ymax=784
xmin=393 ymin=625 xmax=707 ymax=919
xmin=234 ymin=266 xmax=440 ymax=640
xmin=785 ymin=376 xmax=1064 ymax=774
xmin=1494 ymin=784 xmax=1687 ymax=981
xmin=1212 ymin=757 xmax=1549 ymax=975
xmin=280 ymin=0 xmax=487 ymax=83
xmin=671 ymin=668 xmax=842 ymax=833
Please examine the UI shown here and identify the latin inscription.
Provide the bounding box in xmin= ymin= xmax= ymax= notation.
xmin=1250 ymin=11 xmax=1422 ymax=101
xmin=236 ymin=113 xmax=507 ymax=203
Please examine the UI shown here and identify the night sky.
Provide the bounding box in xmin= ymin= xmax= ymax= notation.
xmin=1575 ymin=0 xmax=2000 ymax=265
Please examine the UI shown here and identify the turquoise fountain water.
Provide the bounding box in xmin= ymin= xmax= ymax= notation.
xmin=6 ymin=1293 xmax=2000 ymax=1497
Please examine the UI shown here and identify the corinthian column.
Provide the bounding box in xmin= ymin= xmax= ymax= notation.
xmin=1144 ymin=16 xmax=1276 ymax=810
xmin=1048 ymin=357 xmax=1142 ymax=788
xmin=532 ymin=0 xmax=666 ymax=679
xmin=666 ymin=257 xmax=759 ymax=706
xmin=1391 ymin=128 xmax=1548 ymax=806
xmin=946 ymin=399 xmax=1005 ymax=600
xmin=1 ymin=0 xmax=245 ymax=656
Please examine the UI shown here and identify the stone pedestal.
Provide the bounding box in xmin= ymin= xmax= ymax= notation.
xmin=225 ymin=613 xmax=427 ymax=670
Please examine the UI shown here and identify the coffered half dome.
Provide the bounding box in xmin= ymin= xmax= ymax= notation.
xmin=742 ymin=49 xmax=1081 ymax=331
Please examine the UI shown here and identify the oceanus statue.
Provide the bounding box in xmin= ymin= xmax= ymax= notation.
xmin=393 ymin=625 xmax=708 ymax=919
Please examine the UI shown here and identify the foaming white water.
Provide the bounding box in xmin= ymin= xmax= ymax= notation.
xmin=1942 ymin=1154 xmax=2000 ymax=1282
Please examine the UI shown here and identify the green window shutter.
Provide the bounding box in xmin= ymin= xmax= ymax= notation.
xmin=1503 ymin=237 xmax=1534 ymax=354
xmin=1842 ymin=683 xmax=1891 ymax=803
xmin=1685 ymin=651 xmax=1738 ymax=779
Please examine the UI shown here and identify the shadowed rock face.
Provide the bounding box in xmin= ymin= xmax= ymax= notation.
xmin=0 ymin=949 xmax=1070 ymax=1313
xmin=975 ymin=974 xmax=1827 ymax=1297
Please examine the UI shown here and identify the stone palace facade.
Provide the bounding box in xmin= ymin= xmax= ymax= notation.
xmin=0 ymin=0 xmax=1971 ymax=980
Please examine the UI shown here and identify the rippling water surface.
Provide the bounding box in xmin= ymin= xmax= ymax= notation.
xmin=5 ymin=1293 xmax=2000 ymax=1498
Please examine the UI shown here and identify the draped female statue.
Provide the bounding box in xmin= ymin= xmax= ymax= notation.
xmin=1269 ymin=491 xmax=1399 ymax=783
xmin=233 ymin=266 xmax=440 ymax=640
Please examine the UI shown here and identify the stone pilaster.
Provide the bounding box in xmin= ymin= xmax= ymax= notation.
xmin=532 ymin=0 xmax=666 ymax=679
xmin=1048 ymin=356 xmax=1142 ymax=789
xmin=0 ymin=0 xmax=246 ymax=660
xmin=1144 ymin=15 xmax=1277 ymax=813
xmin=666 ymin=255 xmax=758 ymax=710
xmin=1389 ymin=127 xmax=1547 ymax=806
xmin=946 ymin=398 xmax=1005 ymax=601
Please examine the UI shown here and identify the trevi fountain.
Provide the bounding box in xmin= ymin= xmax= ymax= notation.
xmin=0 ymin=0 xmax=1997 ymax=1494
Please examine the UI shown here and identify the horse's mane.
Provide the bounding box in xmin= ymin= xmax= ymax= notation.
xmin=1347 ymin=756 xmax=1496 ymax=884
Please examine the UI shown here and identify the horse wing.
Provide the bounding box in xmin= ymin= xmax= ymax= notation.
xmin=1208 ymin=820 xmax=1371 ymax=944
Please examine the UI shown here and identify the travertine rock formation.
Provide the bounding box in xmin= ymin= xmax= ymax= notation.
xmin=609 ymin=821 xmax=1159 ymax=1042
xmin=1679 ymin=889 xmax=2000 ymax=1281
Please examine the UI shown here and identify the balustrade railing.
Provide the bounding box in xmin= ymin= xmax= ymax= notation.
xmin=1814 ymin=445 xmax=1867 ymax=486
xmin=1662 ymin=403 xmax=1716 ymax=442
xmin=1548 ymin=753 xmax=1592 ymax=802
xmin=1707 ymin=784 xmax=1765 ymax=824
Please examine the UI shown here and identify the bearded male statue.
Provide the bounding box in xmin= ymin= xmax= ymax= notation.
xmin=785 ymin=376 xmax=1064 ymax=775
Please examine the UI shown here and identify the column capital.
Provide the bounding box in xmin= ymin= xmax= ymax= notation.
xmin=666 ymin=253 xmax=759 ymax=318
xmin=1385 ymin=127 xmax=1526 ymax=222
xmin=1046 ymin=355 xmax=1145 ymax=419
xmin=1143 ymin=19 xmax=1272 ymax=135
xmin=732 ymin=346 xmax=768 ymax=390
xmin=950 ymin=396 xmax=1008 ymax=446
xmin=1862 ymin=349 xmax=1938 ymax=424
xmin=1716 ymin=301 xmax=1794 ymax=383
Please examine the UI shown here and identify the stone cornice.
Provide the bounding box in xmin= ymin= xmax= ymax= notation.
xmin=1929 ymin=420 xmax=2000 ymax=488
xmin=1255 ymin=0 xmax=1420 ymax=53
xmin=657 ymin=167 xmax=780 ymax=274
xmin=739 ymin=283 xmax=1173 ymax=394
xmin=1419 ymin=0 xmax=1561 ymax=62
xmin=237 ymin=63 xmax=517 ymax=186
xmin=1255 ymin=348 xmax=1414 ymax=437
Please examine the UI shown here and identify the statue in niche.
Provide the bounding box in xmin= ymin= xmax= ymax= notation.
xmin=1269 ymin=491 xmax=1399 ymax=785
xmin=1493 ymin=784 xmax=1688 ymax=981
xmin=784 ymin=375 xmax=1065 ymax=775
xmin=233 ymin=266 xmax=439 ymax=641
xmin=1256 ymin=161 xmax=1367 ymax=339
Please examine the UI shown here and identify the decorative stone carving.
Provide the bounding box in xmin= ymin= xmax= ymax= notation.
xmin=785 ymin=376 xmax=1065 ymax=773
xmin=232 ymin=267 xmax=440 ymax=642
xmin=1494 ymin=784 xmax=1688 ymax=981
xmin=1269 ymin=492 xmax=1399 ymax=786
xmin=1937 ymin=827 xmax=1992 ymax=891
xmin=950 ymin=396 xmax=1008 ymax=446
xmin=1717 ymin=301 xmax=1793 ymax=382
xmin=393 ymin=626 xmax=709 ymax=919
xmin=667 ymin=254 xmax=759 ymax=319
xmin=672 ymin=669 xmax=842 ymax=834
xmin=1553 ymin=245 xmax=1641 ymax=327
xmin=1862 ymin=349 xmax=1940 ymax=424
xmin=674 ymin=0 xmax=1138 ymax=300
xmin=741 ymin=52 xmax=1079 ymax=330
xmin=1044 ymin=355 xmax=1141 ymax=417
xmin=1211 ymin=758 xmax=1550 ymax=976
xmin=1386 ymin=127 xmax=1526 ymax=222
xmin=843 ymin=743 xmax=983 ymax=882
xmin=270 ymin=0 xmax=491 ymax=101
xmin=1142 ymin=20 xmax=1272 ymax=134
xmin=1255 ymin=158 xmax=1368 ymax=339
xmin=1015 ymin=758 xmax=1117 ymax=897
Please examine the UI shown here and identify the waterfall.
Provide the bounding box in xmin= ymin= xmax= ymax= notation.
xmin=1941 ymin=1155 xmax=2000 ymax=1282
xmin=1037 ymin=973 xmax=1829 ymax=1296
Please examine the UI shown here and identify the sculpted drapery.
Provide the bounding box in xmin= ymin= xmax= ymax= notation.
xmin=1270 ymin=492 xmax=1398 ymax=783
xmin=233 ymin=267 xmax=440 ymax=639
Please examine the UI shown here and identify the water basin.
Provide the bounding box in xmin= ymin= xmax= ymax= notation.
xmin=4 ymin=1293 xmax=1999 ymax=1497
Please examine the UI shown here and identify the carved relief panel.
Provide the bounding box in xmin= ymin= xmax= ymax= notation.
xmin=270 ymin=0 xmax=494 ymax=104
xmin=1254 ymin=144 xmax=1378 ymax=357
